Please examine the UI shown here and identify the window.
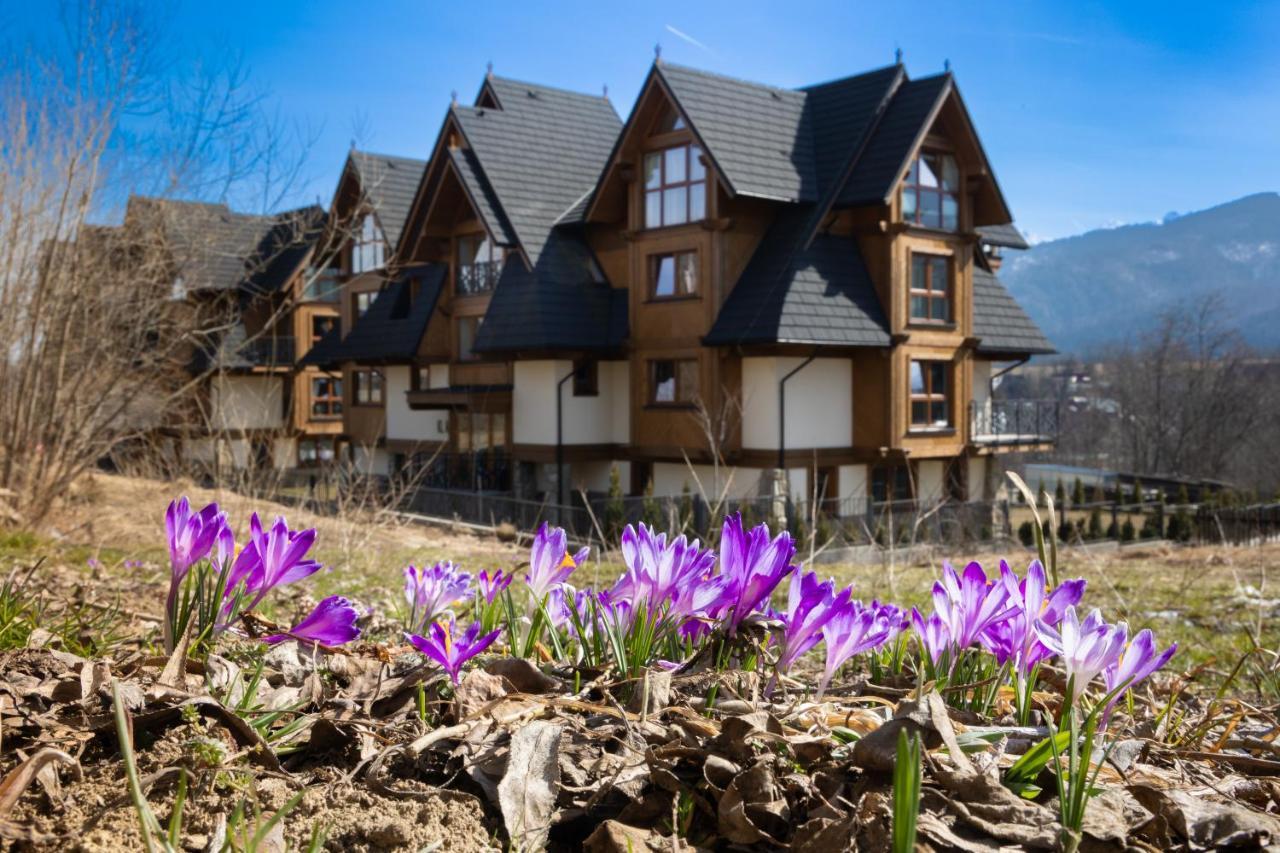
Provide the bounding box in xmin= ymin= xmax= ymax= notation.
xmin=649 ymin=358 xmax=698 ymax=405
xmin=909 ymin=360 xmax=951 ymax=428
xmin=872 ymin=464 xmax=914 ymax=503
xmin=298 ymin=439 xmax=335 ymax=467
xmin=573 ymin=359 xmax=598 ymax=396
xmin=650 ymin=251 xmax=698 ymax=299
xmin=643 ymin=144 xmax=707 ymax=228
xmin=457 ymin=316 xmax=482 ymax=360
xmin=351 ymin=214 xmax=385 ymax=273
xmin=354 ymin=291 xmax=376 ymax=318
xmin=411 ymin=365 xmax=432 ymax=392
xmin=311 ymin=315 xmax=337 ymax=344
xmin=456 ymin=233 xmax=504 ymax=295
xmin=902 ymin=151 xmax=959 ymax=231
xmin=311 ymin=376 xmax=342 ymax=418
xmin=353 ymin=369 xmax=383 ymax=405
xmin=452 ymin=411 xmax=508 ymax=451
xmin=909 ymin=254 xmax=952 ymax=323
xmin=301 ymin=269 xmax=341 ymax=302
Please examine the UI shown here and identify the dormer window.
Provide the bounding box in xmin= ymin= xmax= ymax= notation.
xmin=351 ymin=213 xmax=385 ymax=273
xmin=643 ymin=144 xmax=706 ymax=228
xmin=902 ymin=151 xmax=959 ymax=231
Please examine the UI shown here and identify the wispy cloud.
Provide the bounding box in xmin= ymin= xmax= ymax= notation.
xmin=664 ymin=24 xmax=714 ymax=55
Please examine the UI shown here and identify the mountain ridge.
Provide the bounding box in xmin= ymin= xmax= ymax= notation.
xmin=1001 ymin=192 xmax=1280 ymax=355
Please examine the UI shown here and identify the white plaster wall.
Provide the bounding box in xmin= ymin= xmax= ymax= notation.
xmin=741 ymin=357 xmax=852 ymax=451
xmin=513 ymin=360 xmax=629 ymax=446
xmin=651 ymin=463 xmax=764 ymax=500
xmin=212 ymin=376 xmax=284 ymax=430
xmin=917 ymin=460 xmax=946 ymax=503
xmin=273 ymin=437 xmax=296 ymax=470
xmin=838 ymin=464 xmax=869 ymax=506
xmin=973 ymin=361 xmax=992 ymax=414
xmin=227 ymin=439 xmax=250 ymax=470
xmin=429 ymin=364 xmax=450 ymax=389
xmin=967 ymin=456 xmax=989 ymax=501
xmin=569 ymin=460 xmax=620 ymax=493
xmin=384 ymin=366 xmax=449 ymax=443
xmin=352 ymin=446 xmax=391 ymax=477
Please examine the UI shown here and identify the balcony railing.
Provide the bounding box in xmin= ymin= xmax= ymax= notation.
xmin=970 ymin=399 xmax=1059 ymax=446
xmin=456 ymin=260 xmax=501 ymax=296
xmin=238 ymin=336 xmax=295 ymax=367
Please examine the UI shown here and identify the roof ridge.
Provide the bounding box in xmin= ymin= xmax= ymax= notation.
xmin=485 ymin=74 xmax=612 ymax=102
xmin=656 ymin=61 xmax=803 ymax=97
xmin=797 ymin=62 xmax=904 ymax=93
xmin=351 ymin=149 xmax=427 ymax=166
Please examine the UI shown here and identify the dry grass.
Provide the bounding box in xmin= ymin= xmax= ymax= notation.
xmin=11 ymin=472 xmax=1279 ymax=680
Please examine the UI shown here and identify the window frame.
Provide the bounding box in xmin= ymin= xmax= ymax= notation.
xmin=908 ymin=359 xmax=952 ymax=431
xmin=352 ymin=368 xmax=384 ymax=406
xmin=647 ymin=357 xmax=699 ymax=407
xmin=572 ymin=359 xmax=598 ymax=397
xmin=871 ymin=463 xmax=915 ymax=504
xmin=410 ymin=364 xmax=432 ymax=392
xmin=455 ymin=232 xmax=505 ymax=296
xmin=351 ymin=213 xmax=386 ymax=273
xmin=456 ymin=316 xmax=482 ymax=362
xmin=310 ymin=374 xmax=343 ymax=419
xmin=642 ymin=143 xmax=707 ymax=230
xmin=908 ymin=252 xmax=953 ymax=326
xmin=310 ymin=314 xmax=337 ymax=345
xmin=648 ymin=250 xmax=699 ymax=301
xmin=354 ymin=290 xmax=376 ymax=319
xmin=901 ymin=150 xmax=960 ymax=232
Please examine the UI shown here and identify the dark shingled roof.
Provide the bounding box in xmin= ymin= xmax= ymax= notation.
xmin=311 ymin=265 xmax=445 ymax=365
xmin=449 ymin=147 xmax=516 ymax=246
xmin=298 ymin=322 xmax=345 ymax=369
xmin=127 ymin=198 xmax=274 ymax=292
xmin=453 ymin=77 xmax=620 ymax=265
xmin=705 ymin=206 xmax=891 ymax=347
xmin=657 ymin=62 xmax=816 ymax=202
xmin=977 ymin=222 xmax=1030 ymax=250
xmin=244 ymin=205 xmax=327 ymax=295
xmin=838 ymin=74 xmax=951 ymax=206
xmin=350 ymin=151 xmax=427 ymax=253
xmin=473 ymin=232 xmax=627 ymax=354
xmin=801 ymin=66 xmax=904 ymax=196
xmin=972 ymin=266 xmax=1055 ymax=355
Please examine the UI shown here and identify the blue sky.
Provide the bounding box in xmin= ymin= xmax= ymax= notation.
xmin=10 ymin=0 xmax=1280 ymax=241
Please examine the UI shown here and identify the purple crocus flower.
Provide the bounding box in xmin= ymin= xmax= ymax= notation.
xmin=264 ymin=595 xmax=362 ymax=647
xmin=931 ymin=561 xmax=1017 ymax=652
xmin=911 ymin=607 xmax=951 ymax=666
xmin=715 ymin=514 xmax=796 ymax=634
xmin=981 ymin=560 xmax=1086 ymax=674
xmin=163 ymin=497 xmax=228 ymax=650
xmin=404 ymin=562 xmax=472 ymax=631
xmin=476 ymin=569 xmax=514 ymax=604
xmin=1034 ymin=606 xmax=1128 ymax=706
xmin=165 ymin=497 xmax=225 ymax=580
xmin=818 ymin=600 xmax=895 ymax=697
xmin=547 ymin=584 xmax=592 ymax=633
xmin=525 ymin=523 xmax=588 ymax=602
xmin=774 ymin=571 xmax=852 ymax=679
xmin=239 ymin=515 xmax=322 ymax=612
xmin=611 ymin=523 xmax=716 ymax=615
xmin=406 ymin=619 xmax=502 ymax=685
xmin=1101 ymin=629 xmax=1176 ymax=724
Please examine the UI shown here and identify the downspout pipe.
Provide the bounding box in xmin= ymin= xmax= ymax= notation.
xmin=778 ymin=353 xmax=818 ymax=472
xmin=555 ymin=367 xmax=575 ymax=510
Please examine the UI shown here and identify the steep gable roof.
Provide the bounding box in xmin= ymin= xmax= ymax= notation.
xmin=301 ymin=264 xmax=445 ymax=366
xmin=244 ymin=205 xmax=327 ymax=295
xmin=977 ymin=222 xmax=1030 ymax=250
xmin=451 ymin=76 xmax=620 ymax=266
xmin=705 ymin=206 xmax=890 ymax=347
xmin=836 ymin=74 xmax=951 ymax=206
xmin=972 ymin=264 xmax=1055 ymax=355
xmin=473 ymin=232 xmax=626 ymax=354
xmin=448 ymin=147 xmax=516 ymax=246
xmin=348 ymin=151 xmax=427 ymax=251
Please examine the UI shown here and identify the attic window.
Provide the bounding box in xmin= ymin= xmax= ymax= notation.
xmin=643 ymin=144 xmax=706 ymax=228
xmin=903 ymin=151 xmax=959 ymax=231
xmin=351 ymin=214 xmax=385 ymax=273
xmin=651 ymin=107 xmax=687 ymax=135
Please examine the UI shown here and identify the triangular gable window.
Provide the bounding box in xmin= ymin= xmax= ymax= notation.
xmin=650 ymin=105 xmax=687 ymax=135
